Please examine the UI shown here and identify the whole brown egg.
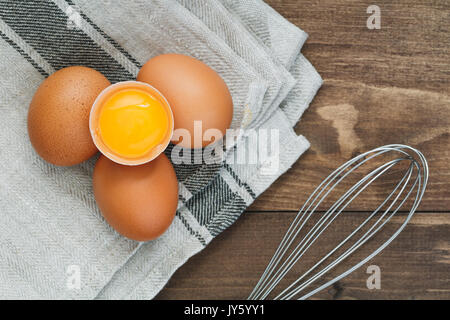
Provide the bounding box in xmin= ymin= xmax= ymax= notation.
xmin=137 ymin=54 xmax=233 ymax=149
xmin=28 ymin=66 xmax=110 ymax=166
xmin=93 ymin=153 xmax=179 ymax=241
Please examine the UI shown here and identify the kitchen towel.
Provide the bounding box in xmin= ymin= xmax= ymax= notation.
xmin=0 ymin=0 xmax=322 ymax=299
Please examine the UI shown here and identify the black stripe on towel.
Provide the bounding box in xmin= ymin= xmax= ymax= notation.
xmin=186 ymin=175 xmax=239 ymax=228
xmin=206 ymin=193 xmax=247 ymax=237
xmin=0 ymin=30 xmax=49 ymax=77
xmin=224 ymin=163 xmax=257 ymax=200
xmin=64 ymin=0 xmax=142 ymax=69
xmin=176 ymin=211 xmax=207 ymax=246
xmin=0 ymin=0 xmax=133 ymax=82
xmin=186 ymin=173 xmax=248 ymax=236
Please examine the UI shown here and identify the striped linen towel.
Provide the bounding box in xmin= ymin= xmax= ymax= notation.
xmin=0 ymin=0 xmax=322 ymax=299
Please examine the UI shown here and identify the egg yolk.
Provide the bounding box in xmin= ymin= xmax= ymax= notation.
xmin=98 ymin=88 xmax=170 ymax=159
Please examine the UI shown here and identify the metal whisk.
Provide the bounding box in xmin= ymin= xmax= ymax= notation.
xmin=249 ymin=144 xmax=428 ymax=300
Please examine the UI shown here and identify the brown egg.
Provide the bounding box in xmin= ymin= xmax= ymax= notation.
xmin=28 ymin=66 xmax=110 ymax=166
xmin=137 ymin=54 xmax=233 ymax=149
xmin=93 ymin=153 xmax=178 ymax=241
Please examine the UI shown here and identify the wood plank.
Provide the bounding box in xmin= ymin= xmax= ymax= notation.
xmin=156 ymin=211 xmax=450 ymax=300
xmin=270 ymin=0 xmax=450 ymax=94
xmin=249 ymin=0 xmax=450 ymax=211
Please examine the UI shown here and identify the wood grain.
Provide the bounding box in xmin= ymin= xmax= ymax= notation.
xmin=157 ymin=0 xmax=450 ymax=299
xmin=156 ymin=211 xmax=450 ymax=300
xmin=249 ymin=0 xmax=450 ymax=211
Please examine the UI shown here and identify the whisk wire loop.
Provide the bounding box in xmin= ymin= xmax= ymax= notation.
xmin=249 ymin=144 xmax=428 ymax=300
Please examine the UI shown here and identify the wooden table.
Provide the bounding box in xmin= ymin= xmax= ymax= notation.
xmin=156 ymin=0 xmax=450 ymax=299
